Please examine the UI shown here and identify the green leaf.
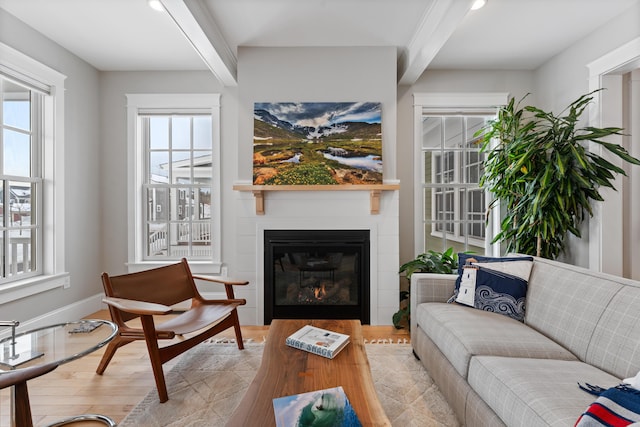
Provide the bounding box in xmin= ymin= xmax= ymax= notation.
xmin=392 ymin=308 xmax=408 ymax=329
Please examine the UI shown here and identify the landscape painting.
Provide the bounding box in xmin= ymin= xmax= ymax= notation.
xmin=253 ymin=102 xmax=382 ymax=185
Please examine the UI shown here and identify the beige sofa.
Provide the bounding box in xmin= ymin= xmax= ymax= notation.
xmin=410 ymin=256 xmax=640 ymax=426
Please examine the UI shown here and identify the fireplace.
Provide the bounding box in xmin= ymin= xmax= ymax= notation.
xmin=263 ymin=230 xmax=370 ymax=324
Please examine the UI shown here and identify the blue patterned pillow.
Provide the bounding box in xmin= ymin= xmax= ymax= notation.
xmin=451 ymin=254 xmax=534 ymax=322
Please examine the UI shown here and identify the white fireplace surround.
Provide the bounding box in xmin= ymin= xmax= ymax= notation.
xmin=232 ymin=47 xmax=399 ymax=325
xmin=232 ymin=187 xmax=400 ymax=326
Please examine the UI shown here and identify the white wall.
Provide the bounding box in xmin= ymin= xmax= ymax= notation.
xmin=535 ymin=2 xmax=640 ymax=113
xmin=0 ymin=9 xmax=102 ymax=321
xmin=534 ymin=1 xmax=640 ymax=267
xmin=96 ymin=48 xmax=400 ymax=326
xmin=235 ymin=47 xmax=399 ymax=325
xmin=98 ymin=71 xmax=230 ymax=277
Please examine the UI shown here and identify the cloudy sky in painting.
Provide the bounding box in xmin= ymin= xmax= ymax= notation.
xmin=255 ymin=102 xmax=381 ymax=128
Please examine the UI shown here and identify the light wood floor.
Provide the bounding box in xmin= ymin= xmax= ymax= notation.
xmin=1 ymin=310 xmax=409 ymax=426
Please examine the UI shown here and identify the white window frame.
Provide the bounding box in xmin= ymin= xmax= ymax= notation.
xmin=126 ymin=94 xmax=222 ymax=273
xmin=0 ymin=42 xmax=68 ymax=304
xmin=413 ymin=93 xmax=509 ymax=257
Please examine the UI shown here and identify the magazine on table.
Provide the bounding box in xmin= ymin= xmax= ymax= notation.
xmin=285 ymin=324 xmax=350 ymax=359
xmin=273 ymin=386 xmax=362 ymax=427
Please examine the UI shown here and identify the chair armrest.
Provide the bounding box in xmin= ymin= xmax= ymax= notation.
xmin=411 ymin=273 xmax=457 ymax=305
xmin=410 ymin=273 xmax=457 ymax=337
xmin=193 ymin=275 xmax=249 ymax=286
xmin=102 ymin=297 xmax=172 ymax=316
xmin=199 ymin=298 xmax=247 ymax=306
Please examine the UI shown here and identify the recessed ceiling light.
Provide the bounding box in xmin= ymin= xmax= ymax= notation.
xmin=148 ymin=0 xmax=165 ymax=12
xmin=471 ymin=0 xmax=487 ymax=10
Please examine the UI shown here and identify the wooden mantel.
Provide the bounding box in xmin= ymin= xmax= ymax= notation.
xmin=233 ymin=184 xmax=400 ymax=215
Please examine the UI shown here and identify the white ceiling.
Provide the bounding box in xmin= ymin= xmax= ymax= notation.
xmin=1 ymin=0 xmax=638 ymax=86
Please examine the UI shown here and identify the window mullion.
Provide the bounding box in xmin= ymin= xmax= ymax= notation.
xmin=2 ymin=180 xmax=7 ymax=279
xmin=438 ymin=117 xmax=445 ymax=250
xmin=0 ymin=79 xmax=4 ymax=175
xmin=454 ymin=149 xmax=461 ymax=239
xmin=0 ymin=81 xmax=4 ymax=279
xmin=461 ymin=117 xmax=469 ymax=248
xmin=33 ymin=92 xmax=43 ymax=273
xmin=188 ymin=117 xmax=194 ymax=253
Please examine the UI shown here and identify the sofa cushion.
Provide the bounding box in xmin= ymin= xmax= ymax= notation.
xmin=585 ymin=282 xmax=640 ymax=379
xmin=525 ymin=257 xmax=625 ymax=361
xmin=468 ymin=356 xmax=621 ymax=427
xmin=415 ymin=302 xmax=576 ymax=379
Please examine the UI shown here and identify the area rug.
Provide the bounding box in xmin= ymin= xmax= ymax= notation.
xmin=120 ymin=341 xmax=459 ymax=426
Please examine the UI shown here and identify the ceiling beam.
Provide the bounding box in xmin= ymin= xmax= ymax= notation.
xmin=398 ymin=0 xmax=474 ymax=85
xmin=161 ymin=0 xmax=237 ymax=86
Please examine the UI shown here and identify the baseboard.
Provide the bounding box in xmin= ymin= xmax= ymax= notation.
xmin=18 ymin=293 xmax=106 ymax=331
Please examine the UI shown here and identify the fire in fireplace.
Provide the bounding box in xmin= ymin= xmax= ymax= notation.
xmin=264 ymin=230 xmax=370 ymax=324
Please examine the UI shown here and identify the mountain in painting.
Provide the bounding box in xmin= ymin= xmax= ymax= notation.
xmin=254 ymin=110 xmax=380 ymax=142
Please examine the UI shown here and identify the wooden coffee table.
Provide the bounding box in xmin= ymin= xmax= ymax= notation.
xmin=226 ymin=319 xmax=391 ymax=426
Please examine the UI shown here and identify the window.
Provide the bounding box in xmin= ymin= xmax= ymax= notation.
xmin=413 ymin=93 xmax=508 ymax=257
xmin=426 ymin=116 xmax=488 ymax=248
xmin=0 ymin=42 xmax=67 ymax=300
xmin=127 ymin=94 xmax=221 ymax=272
xmin=1 ymin=78 xmax=41 ymax=282
xmin=143 ymin=115 xmax=212 ymax=259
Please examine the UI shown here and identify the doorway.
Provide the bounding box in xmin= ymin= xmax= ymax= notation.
xmin=588 ymin=37 xmax=640 ymax=279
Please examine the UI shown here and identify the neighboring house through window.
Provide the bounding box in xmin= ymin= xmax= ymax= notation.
xmin=126 ymin=94 xmax=221 ymax=273
xmin=0 ymin=42 xmax=67 ymax=302
xmin=413 ymin=93 xmax=508 ymax=257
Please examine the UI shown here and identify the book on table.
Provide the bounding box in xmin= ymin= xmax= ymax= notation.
xmin=285 ymin=324 xmax=350 ymax=359
xmin=273 ymin=386 xmax=362 ymax=427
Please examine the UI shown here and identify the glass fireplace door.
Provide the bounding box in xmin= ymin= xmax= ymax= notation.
xmin=264 ymin=230 xmax=370 ymax=324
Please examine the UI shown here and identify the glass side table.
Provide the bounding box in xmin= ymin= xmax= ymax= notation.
xmin=0 ymin=319 xmax=118 ymax=427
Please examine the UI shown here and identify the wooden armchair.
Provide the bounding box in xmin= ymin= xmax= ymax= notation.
xmin=96 ymin=258 xmax=248 ymax=402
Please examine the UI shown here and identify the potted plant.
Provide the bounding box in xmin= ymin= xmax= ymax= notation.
xmin=478 ymin=90 xmax=640 ymax=259
xmin=393 ymin=247 xmax=459 ymax=329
